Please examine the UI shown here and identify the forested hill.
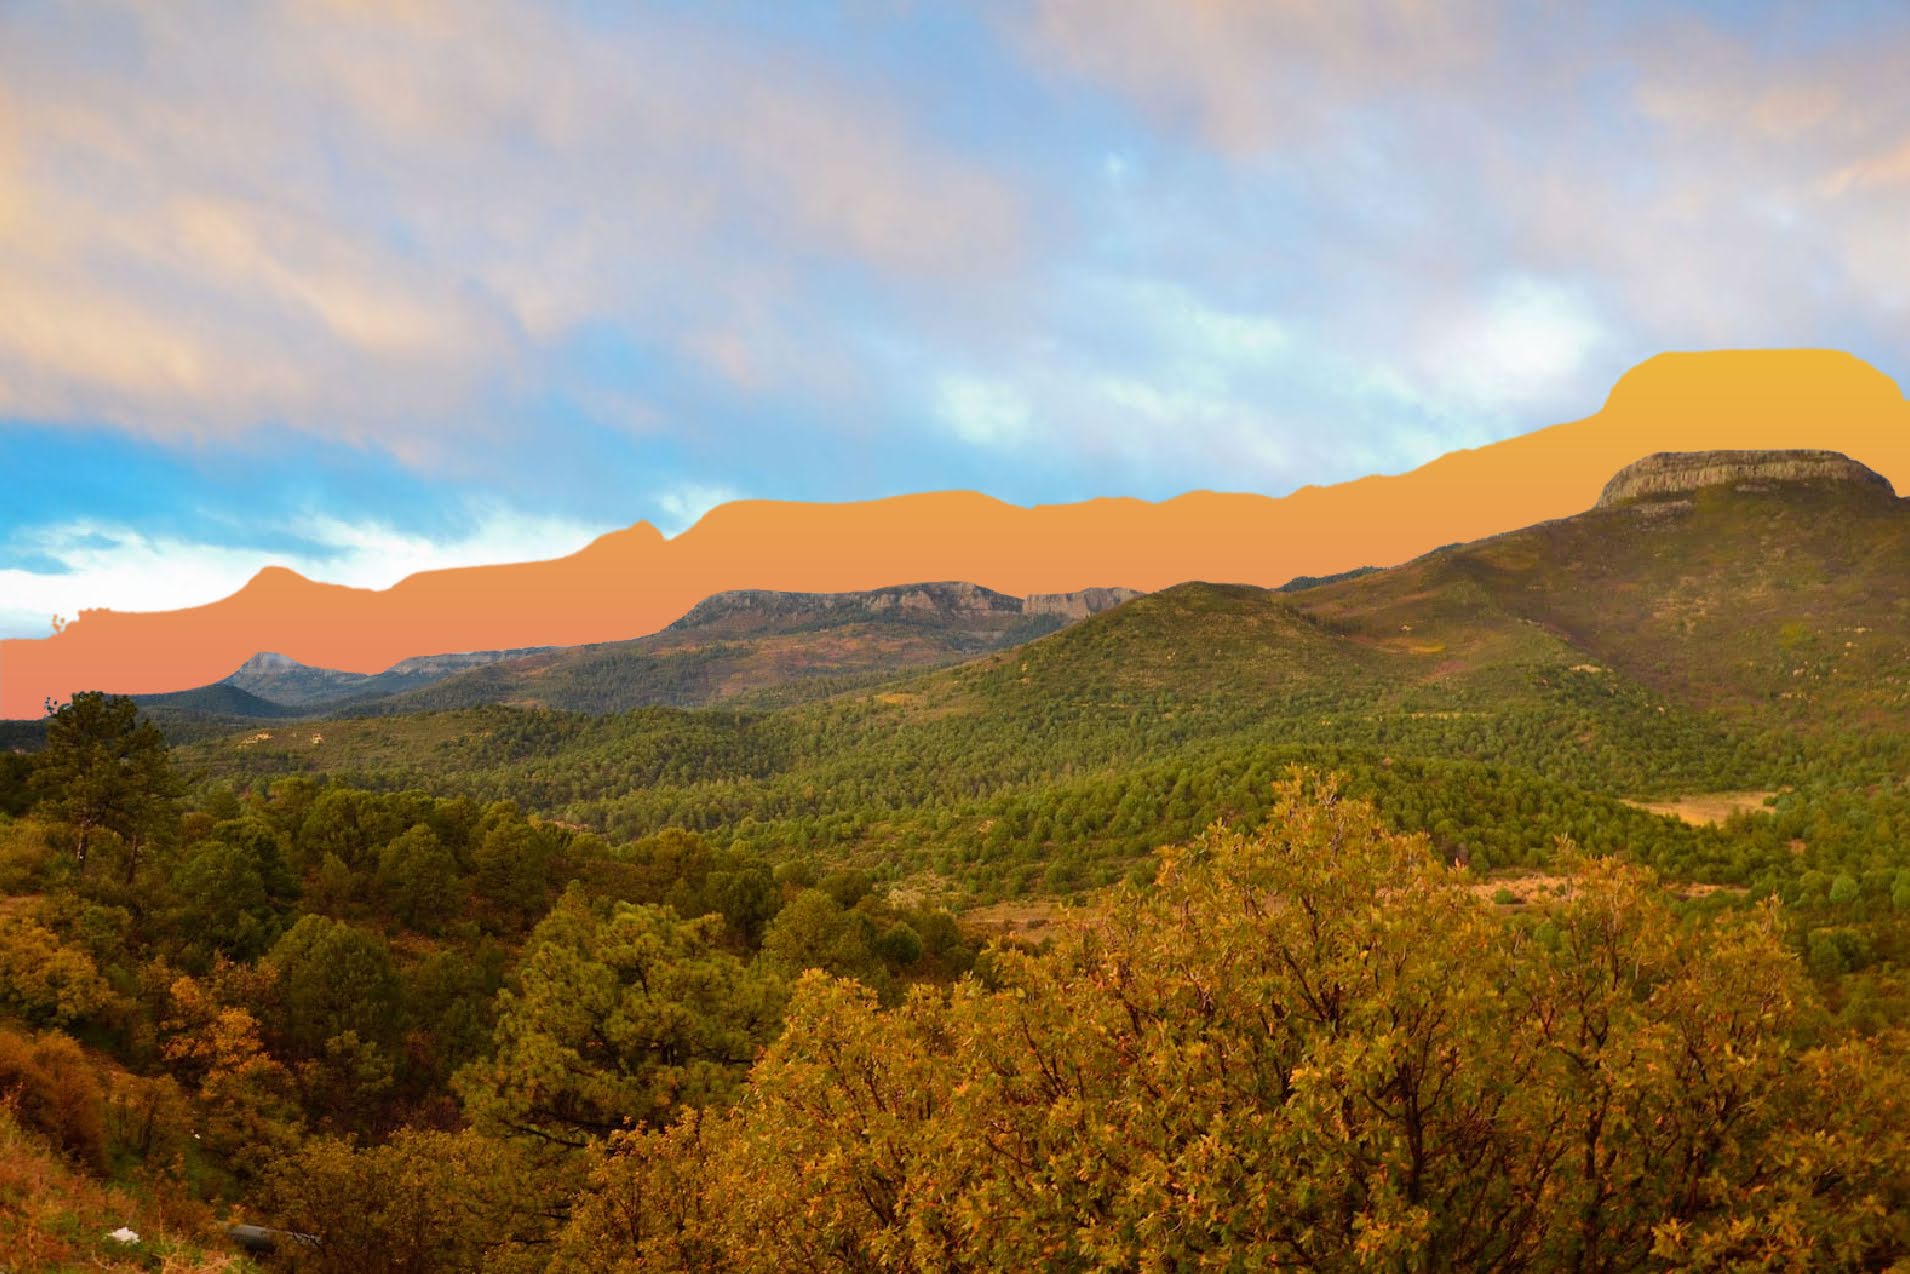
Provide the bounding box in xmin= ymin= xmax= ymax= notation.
xmin=370 ymin=582 xmax=1137 ymax=715
xmin=182 ymin=452 xmax=1909 ymax=903
xmin=5 ymin=454 xmax=1910 ymax=1267
xmin=129 ymin=582 xmax=1140 ymax=734
xmin=1294 ymin=450 xmax=1908 ymax=725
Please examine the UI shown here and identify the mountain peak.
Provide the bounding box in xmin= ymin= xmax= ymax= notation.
xmin=227 ymin=651 xmax=311 ymax=676
xmin=1596 ymin=449 xmax=1896 ymax=508
xmin=663 ymin=582 xmax=1146 ymax=634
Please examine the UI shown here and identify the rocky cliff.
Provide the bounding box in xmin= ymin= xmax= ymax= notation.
xmin=1022 ymin=587 xmax=1143 ymax=619
xmin=1596 ymin=450 xmax=1896 ymax=508
xmin=670 ymin=582 xmax=1141 ymax=630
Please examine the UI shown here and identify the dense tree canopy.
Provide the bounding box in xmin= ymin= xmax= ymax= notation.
xmin=2 ymin=596 xmax=1907 ymax=1273
xmin=30 ymin=691 xmax=175 ymax=876
xmin=559 ymin=779 xmax=1910 ymax=1271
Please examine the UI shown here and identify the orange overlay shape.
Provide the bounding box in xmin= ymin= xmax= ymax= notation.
xmin=3 ymin=350 xmax=1906 ymax=718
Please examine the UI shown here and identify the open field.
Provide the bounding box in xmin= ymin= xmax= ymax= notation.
xmin=1627 ymin=790 xmax=1778 ymax=825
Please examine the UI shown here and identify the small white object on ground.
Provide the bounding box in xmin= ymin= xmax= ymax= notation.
xmin=107 ymin=1226 xmax=140 ymax=1244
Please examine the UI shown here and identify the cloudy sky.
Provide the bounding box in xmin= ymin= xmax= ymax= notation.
xmin=3 ymin=0 xmax=1908 ymax=636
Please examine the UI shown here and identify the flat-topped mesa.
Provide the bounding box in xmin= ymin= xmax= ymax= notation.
xmin=668 ymin=582 xmax=1024 ymax=631
xmin=1596 ymin=450 xmax=1896 ymax=508
xmin=667 ymin=582 xmax=1144 ymax=631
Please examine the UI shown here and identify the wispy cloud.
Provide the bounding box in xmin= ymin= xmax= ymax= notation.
xmin=0 ymin=503 xmax=607 ymax=638
xmin=651 ymin=484 xmax=745 ymax=537
xmin=0 ymin=0 xmax=1022 ymax=449
xmin=4 ymin=0 xmax=1910 ymax=598
xmin=1007 ymin=0 xmax=1910 ymax=443
xmin=937 ymin=377 xmax=1035 ymax=449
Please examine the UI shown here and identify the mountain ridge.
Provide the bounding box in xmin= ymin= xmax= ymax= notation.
xmin=6 ymin=348 xmax=1908 ymax=716
xmin=134 ymin=582 xmax=1144 ymax=727
xmin=188 ymin=466 xmax=1910 ymax=867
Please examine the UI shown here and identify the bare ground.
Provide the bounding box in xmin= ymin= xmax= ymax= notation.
xmin=1625 ymin=790 xmax=1777 ymax=826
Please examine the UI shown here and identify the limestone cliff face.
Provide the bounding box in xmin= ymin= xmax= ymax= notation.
xmin=1022 ymin=587 xmax=1143 ymax=619
xmin=672 ymin=582 xmax=1142 ymax=628
xmin=1596 ymin=450 xmax=1896 ymax=508
xmin=670 ymin=582 xmax=1022 ymax=630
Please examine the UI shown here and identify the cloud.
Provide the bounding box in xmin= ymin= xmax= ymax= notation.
xmin=0 ymin=502 xmax=608 ymax=638
xmin=937 ymin=377 xmax=1035 ymax=449
xmin=995 ymin=0 xmax=1910 ymax=464
xmin=1016 ymin=0 xmax=1501 ymax=152
xmin=6 ymin=0 xmax=1910 ymax=543
xmin=0 ymin=0 xmax=1023 ymax=448
xmin=652 ymin=484 xmax=745 ymax=537
xmin=1408 ymin=277 xmax=1609 ymax=413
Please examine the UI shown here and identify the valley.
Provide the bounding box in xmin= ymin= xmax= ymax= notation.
xmin=10 ymin=7 xmax=1910 ymax=1261
xmin=172 ymin=452 xmax=1908 ymax=902
xmin=3 ymin=449 xmax=1908 ymax=1268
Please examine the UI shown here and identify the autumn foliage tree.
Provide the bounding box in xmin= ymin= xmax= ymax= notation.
xmin=561 ymin=776 xmax=1910 ymax=1271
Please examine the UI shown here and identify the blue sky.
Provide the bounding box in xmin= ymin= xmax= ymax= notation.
xmin=2 ymin=0 xmax=1908 ymax=636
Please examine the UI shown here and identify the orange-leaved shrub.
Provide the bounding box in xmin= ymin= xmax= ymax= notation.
xmin=556 ymin=774 xmax=1910 ymax=1272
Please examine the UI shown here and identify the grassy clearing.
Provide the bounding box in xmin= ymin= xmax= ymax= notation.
xmin=1628 ymin=790 xmax=1778 ymax=825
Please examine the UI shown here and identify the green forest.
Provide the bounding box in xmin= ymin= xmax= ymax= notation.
xmin=3 ymin=481 xmax=1909 ymax=1269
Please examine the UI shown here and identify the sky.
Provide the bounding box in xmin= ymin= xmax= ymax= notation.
xmin=2 ymin=0 xmax=1909 ymax=638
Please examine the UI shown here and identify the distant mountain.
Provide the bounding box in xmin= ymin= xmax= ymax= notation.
xmin=375 ymin=582 xmax=1138 ymax=715
xmin=139 ymin=583 xmax=1140 ymax=726
xmin=1297 ymin=448 xmax=1909 ymax=727
xmin=220 ymin=651 xmax=363 ymax=706
xmin=7 ymin=349 xmax=1910 ymax=717
xmin=819 ymin=448 xmax=1908 ymax=747
xmin=219 ymin=647 xmax=551 ymax=708
xmin=188 ymin=451 xmax=1908 ymax=840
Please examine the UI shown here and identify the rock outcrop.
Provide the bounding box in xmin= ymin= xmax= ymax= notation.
xmin=671 ymin=582 xmax=1143 ymax=630
xmin=1596 ymin=450 xmax=1896 ymax=508
xmin=1022 ymin=587 xmax=1143 ymax=619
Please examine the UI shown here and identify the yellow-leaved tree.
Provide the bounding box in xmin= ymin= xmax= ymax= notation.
xmin=556 ymin=774 xmax=1910 ymax=1272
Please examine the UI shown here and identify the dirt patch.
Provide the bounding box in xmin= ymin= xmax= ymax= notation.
xmin=1678 ymin=882 xmax=1751 ymax=899
xmin=1626 ymin=791 xmax=1777 ymax=826
xmin=1469 ymin=873 xmax=1574 ymax=907
xmin=963 ymin=899 xmax=1070 ymax=946
xmin=1471 ymin=871 xmax=1748 ymax=908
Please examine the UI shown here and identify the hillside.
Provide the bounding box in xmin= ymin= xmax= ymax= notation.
xmin=134 ymin=583 xmax=1138 ymax=734
xmin=0 ymin=1110 xmax=238 ymax=1271
xmin=14 ymin=455 xmax=1910 ymax=1270
xmin=368 ymin=582 xmax=1134 ymax=715
xmin=1297 ymin=451 xmax=1910 ymax=726
xmin=185 ymin=453 xmax=1909 ymax=898
xmin=8 ymin=349 xmax=1910 ymax=716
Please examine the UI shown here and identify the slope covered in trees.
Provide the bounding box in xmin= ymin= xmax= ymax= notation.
xmin=130 ymin=583 xmax=1131 ymax=737
xmin=553 ymin=779 xmax=1910 ymax=1270
xmin=3 ymin=465 xmax=1908 ymax=1268
xmin=5 ymin=734 xmax=1908 ymax=1269
xmin=172 ymin=473 xmax=1907 ymax=907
